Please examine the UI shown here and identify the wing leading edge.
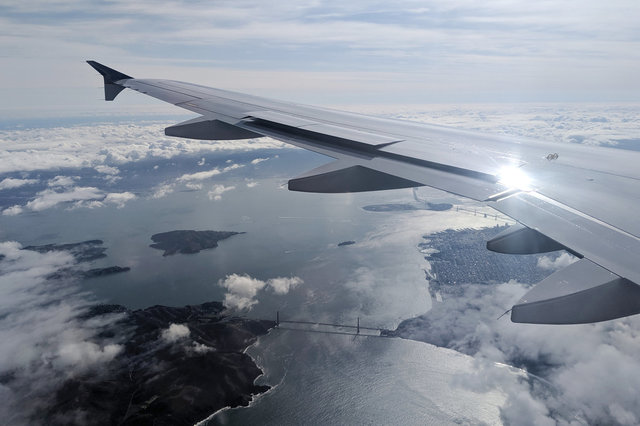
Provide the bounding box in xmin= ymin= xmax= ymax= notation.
xmin=87 ymin=61 xmax=640 ymax=325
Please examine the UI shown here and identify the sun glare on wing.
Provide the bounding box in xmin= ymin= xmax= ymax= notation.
xmin=497 ymin=166 xmax=532 ymax=192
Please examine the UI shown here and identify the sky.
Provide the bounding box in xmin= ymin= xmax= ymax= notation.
xmin=2 ymin=2 xmax=640 ymax=424
xmin=1 ymin=0 xmax=640 ymax=117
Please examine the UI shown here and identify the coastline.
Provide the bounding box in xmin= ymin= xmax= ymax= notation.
xmin=197 ymin=326 xmax=285 ymax=425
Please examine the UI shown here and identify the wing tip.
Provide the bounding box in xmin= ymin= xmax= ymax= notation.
xmin=86 ymin=60 xmax=132 ymax=101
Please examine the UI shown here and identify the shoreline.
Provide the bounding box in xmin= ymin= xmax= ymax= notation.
xmin=197 ymin=326 xmax=285 ymax=425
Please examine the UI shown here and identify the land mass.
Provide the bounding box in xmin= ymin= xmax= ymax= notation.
xmin=24 ymin=239 xmax=108 ymax=262
xmin=386 ymin=226 xmax=559 ymax=375
xmin=46 ymin=301 xmax=275 ymax=425
xmin=150 ymin=230 xmax=245 ymax=256
xmin=23 ymin=240 xmax=131 ymax=279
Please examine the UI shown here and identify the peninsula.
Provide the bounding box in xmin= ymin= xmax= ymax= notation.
xmin=47 ymin=301 xmax=274 ymax=425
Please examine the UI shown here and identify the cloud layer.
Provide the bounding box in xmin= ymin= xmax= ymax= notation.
xmin=0 ymin=123 xmax=284 ymax=175
xmin=2 ymin=186 xmax=137 ymax=215
xmin=2 ymin=1 xmax=640 ymax=106
xmin=0 ymin=121 xmax=287 ymax=214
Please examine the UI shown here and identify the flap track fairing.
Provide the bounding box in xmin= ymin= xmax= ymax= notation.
xmin=511 ymin=259 xmax=640 ymax=324
xmin=288 ymin=161 xmax=422 ymax=193
xmin=165 ymin=117 xmax=262 ymax=140
xmin=487 ymin=223 xmax=566 ymax=255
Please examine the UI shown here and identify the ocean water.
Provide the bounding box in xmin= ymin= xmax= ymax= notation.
xmin=214 ymin=332 xmax=505 ymax=425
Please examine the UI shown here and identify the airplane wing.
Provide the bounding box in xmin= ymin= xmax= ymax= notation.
xmin=87 ymin=60 xmax=640 ymax=325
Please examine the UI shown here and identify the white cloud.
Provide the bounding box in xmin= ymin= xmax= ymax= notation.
xmin=48 ymin=175 xmax=76 ymax=187
xmin=0 ymin=178 xmax=38 ymax=190
xmin=219 ymin=274 xmax=266 ymax=310
xmin=208 ymin=184 xmax=235 ymax=201
xmin=185 ymin=182 xmax=203 ymax=190
xmin=150 ymin=183 xmax=175 ymax=199
xmin=267 ymin=276 xmax=303 ymax=295
xmin=251 ymin=157 xmax=268 ymax=165
xmin=537 ymin=252 xmax=578 ymax=271
xmin=94 ymin=165 xmax=120 ymax=175
xmin=0 ymin=123 xmax=284 ymax=175
xmin=4 ymin=186 xmax=135 ymax=214
xmin=177 ymin=163 xmax=243 ymax=183
xmin=190 ymin=342 xmax=214 ymax=354
xmin=54 ymin=342 xmax=122 ymax=371
xmin=2 ymin=205 xmax=23 ymax=216
xmin=218 ymin=273 xmax=303 ymax=310
xmin=177 ymin=168 xmax=222 ymax=182
xmin=246 ymin=180 xmax=259 ymax=188
xmin=69 ymin=199 xmax=104 ymax=210
xmin=161 ymin=323 xmax=190 ymax=343
xmin=25 ymin=186 xmax=103 ymax=211
xmin=103 ymin=191 xmax=136 ymax=208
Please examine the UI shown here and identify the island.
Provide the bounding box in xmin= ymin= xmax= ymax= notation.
xmin=83 ymin=266 xmax=131 ymax=278
xmin=46 ymin=301 xmax=275 ymax=425
xmin=23 ymin=240 xmax=131 ymax=279
xmin=150 ymin=230 xmax=245 ymax=256
xmin=24 ymin=239 xmax=108 ymax=262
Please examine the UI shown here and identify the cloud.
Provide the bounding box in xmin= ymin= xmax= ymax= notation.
xmin=54 ymin=342 xmax=122 ymax=371
xmin=177 ymin=163 xmax=243 ymax=183
xmin=0 ymin=178 xmax=38 ymax=190
xmin=0 ymin=123 xmax=284 ymax=175
xmin=219 ymin=274 xmax=266 ymax=311
xmin=48 ymin=175 xmax=76 ymax=187
xmin=177 ymin=168 xmax=222 ymax=182
xmin=103 ymin=191 xmax=136 ymax=208
xmin=94 ymin=165 xmax=120 ymax=175
xmin=267 ymin=276 xmax=303 ymax=295
xmin=246 ymin=180 xmax=258 ymax=188
xmin=218 ymin=274 xmax=303 ymax=311
xmin=161 ymin=323 xmax=190 ymax=343
xmin=25 ymin=186 xmax=104 ymax=211
xmin=0 ymin=241 xmax=124 ymax=422
xmin=537 ymin=252 xmax=578 ymax=271
xmin=185 ymin=182 xmax=203 ymax=191
xmin=251 ymin=157 xmax=268 ymax=165
xmin=208 ymin=184 xmax=235 ymax=201
xmin=190 ymin=342 xmax=214 ymax=354
xmin=160 ymin=324 xmax=213 ymax=354
xmin=150 ymin=183 xmax=175 ymax=199
xmin=4 ymin=186 xmax=137 ymax=214
xmin=396 ymin=278 xmax=640 ymax=425
xmin=2 ymin=0 xmax=639 ymax=107
xmin=2 ymin=205 xmax=23 ymax=216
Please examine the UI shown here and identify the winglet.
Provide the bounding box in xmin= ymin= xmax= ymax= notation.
xmin=86 ymin=60 xmax=133 ymax=101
